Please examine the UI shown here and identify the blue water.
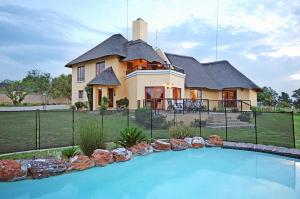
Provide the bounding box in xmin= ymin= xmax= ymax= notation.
xmin=1 ymin=148 xmax=300 ymax=199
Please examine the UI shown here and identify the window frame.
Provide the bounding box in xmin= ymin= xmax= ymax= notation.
xmin=78 ymin=90 xmax=84 ymax=99
xmin=96 ymin=62 xmax=105 ymax=76
xmin=77 ymin=66 xmax=85 ymax=82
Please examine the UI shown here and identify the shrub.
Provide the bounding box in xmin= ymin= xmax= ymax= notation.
xmin=231 ymin=107 xmax=239 ymax=113
xmin=170 ymin=125 xmax=192 ymax=139
xmin=190 ymin=119 xmax=206 ymax=127
xmin=61 ymin=147 xmax=79 ymax=159
xmin=76 ymin=118 xmax=106 ymax=156
xmin=100 ymin=96 xmax=109 ymax=110
xmin=117 ymin=127 xmax=146 ymax=148
xmin=237 ymin=112 xmax=251 ymax=122
xmin=116 ymin=97 xmax=129 ymax=109
xmin=135 ymin=108 xmax=168 ymax=129
xmin=75 ymin=101 xmax=86 ymax=110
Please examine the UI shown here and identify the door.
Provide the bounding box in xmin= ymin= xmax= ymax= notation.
xmin=222 ymin=90 xmax=237 ymax=107
xmin=98 ymin=89 xmax=102 ymax=105
xmin=108 ymin=88 xmax=114 ymax=108
xmin=145 ymin=86 xmax=165 ymax=109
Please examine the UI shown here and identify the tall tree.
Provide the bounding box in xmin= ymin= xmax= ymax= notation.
xmin=278 ymin=92 xmax=292 ymax=108
xmin=49 ymin=74 xmax=72 ymax=100
xmin=292 ymin=88 xmax=300 ymax=109
xmin=257 ymin=86 xmax=278 ymax=106
xmin=4 ymin=80 xmax=29 ymax=105
xmin=23 ymin=69 xmax=51 ymax=94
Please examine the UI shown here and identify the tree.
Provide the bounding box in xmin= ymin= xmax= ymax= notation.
xmin=50 ymin=74 xmax=72 ymax=100
xmin=292 ymin=88 xmax=300 ymax=109
xmin=4 ymin=80 xmax=29 ymax=105
xmin=85 ymin=86 xmax=93 ymax=111
xmin=278 ymin=92 xmax=292 ymax=108
xmin=257 ymin=86 xmax=278 ymax=106
xmin=23 ymin=69 xmax=51 ymax=94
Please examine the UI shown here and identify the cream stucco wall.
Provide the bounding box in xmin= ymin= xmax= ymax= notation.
xmin=126 ymin=70 xmax=185 ymax=109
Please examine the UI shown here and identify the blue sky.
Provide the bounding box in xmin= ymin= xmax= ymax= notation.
xmin=0 ymin=0 xmax=299 ymax=94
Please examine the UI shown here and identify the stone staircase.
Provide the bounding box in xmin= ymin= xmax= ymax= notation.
xmin=206 ymin=113 xmax=254 ymax=129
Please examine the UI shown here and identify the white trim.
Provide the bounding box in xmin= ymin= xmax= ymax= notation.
xmin=126 ymin=70 xmax=185 ymax=79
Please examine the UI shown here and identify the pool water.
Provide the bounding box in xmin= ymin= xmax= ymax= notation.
xmin=1 ymin=148 xmax=300 ymax=199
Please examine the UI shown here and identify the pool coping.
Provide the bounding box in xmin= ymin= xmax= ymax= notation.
xmin=220 ymin=141 xmax=300 ymax=159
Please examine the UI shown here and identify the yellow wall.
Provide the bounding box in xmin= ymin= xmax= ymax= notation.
xmin=126 ymin=70 xmax=185 ymax=109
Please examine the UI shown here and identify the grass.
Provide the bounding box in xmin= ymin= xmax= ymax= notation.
xmin=0 ymin=110 xmax=299 ymax=156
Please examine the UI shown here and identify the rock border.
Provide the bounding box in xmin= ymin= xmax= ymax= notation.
xmin=1 ymin=137 xmax=300 ymax=182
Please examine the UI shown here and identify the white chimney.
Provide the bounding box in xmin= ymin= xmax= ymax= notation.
xmin=132 ymin=18 xmax=147 ymax=42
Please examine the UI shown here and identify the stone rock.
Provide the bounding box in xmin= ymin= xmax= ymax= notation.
xmin=91 ymin=149 xmax=113 ymax=167
xmin=170 ymin=139 xmax=189 ymax=151
xmin=184 ymin=137 xmax=193 ymax=147
xmin=0 ymin=160 xmax=27 ymax=181
xmin=208 ymin=135 xmax=223 ymax=146
xmin=129 ymin=142 xmax=153 ymax=156
xmin=153 ymin=139 xmax=171 ymax=151
xmin=112 ymin=148 xmax=132 ymax=162
xmin=191 ymin=137 xmax=205 ymax=148
xmin=28 ymin=158 xmax=68 ymax=179
xmin=68 ymin=155 xmax=95 ymax=171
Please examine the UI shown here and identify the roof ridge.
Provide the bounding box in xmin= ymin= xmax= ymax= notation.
xmin=202 ymin=60 xmax=229 ymax=65
xmin=165 ymin=52 xmax=196 ymax=59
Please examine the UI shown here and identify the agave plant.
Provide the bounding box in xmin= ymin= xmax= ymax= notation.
xmin=117 ymin=127 xmax=146 ymax=148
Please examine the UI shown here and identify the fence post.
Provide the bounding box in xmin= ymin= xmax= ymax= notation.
xmin=38 ymin=109 xmax=41 ymax=150
xmin=127 ymin=108 xmax=129 ymax=128
xmin=208 ymin=100 xmax=210 ymax=115
xmin=292 ymin=111 xmax=296 ymax=148
xmin=224 ymin=104 xmax=228 ymax=141
xmin=35 ymin=110 xmax=38 ymax=150
xmin=254 ymin=110 xmax=258 ymax=144
xmin=72 ymin=108 xmax=75 ymax=146
xmin=199 ymin=109 xmax=202 ymax=137
xmin=150 ymin=108 xmax=153 ymax=139
xmin=173 ymin=109 xmax=176 ymax=127
xmin=240 ymin=101 xmax=243 ymax=112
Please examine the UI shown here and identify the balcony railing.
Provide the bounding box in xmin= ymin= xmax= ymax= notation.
xmin=126 ymin=64 xmax=184 ymax=75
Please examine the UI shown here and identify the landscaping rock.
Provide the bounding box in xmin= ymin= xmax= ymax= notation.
xmin=152 ymin=139 xmax=171 ymax=151
xmin=112 ymin=148 xmax=132 ymax=162
xmin=184 ymin=137 xmax=193 ymax=147
xmin=0 ymin=160 xmax=27 ymax=181
xmin=129 ymin=142 xmax=153 ymax=156
xmin=207 ymin=135 xmax=223 ymax=146
xmin=68 ymin=155 xmax=95 ymax=171
xmin=170 ymin=139 xmax=189 ymax=151
xmin=28 ymin=158 xmax=68 ymax=179
xmin=192 ymin=137 xmax=205 ymax=148
xmin=91 ymin=149 xmax=113 ymax=166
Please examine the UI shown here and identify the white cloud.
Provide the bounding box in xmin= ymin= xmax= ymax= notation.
xmin=243 ymin=53 xmax=257 ymax=60
xmin=261 ymin=43 xmax=300 ymax=58
xmin=178 ymin=41 xmax=200 ymax=49
xmin=290 ymin=71 xmax=300 ymax=80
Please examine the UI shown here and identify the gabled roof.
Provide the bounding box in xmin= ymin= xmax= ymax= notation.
xmin=87 ymin=67 xmax=120 ymax=86
xmin=123 ymin=40 xmax=165 ymax=63
xmin=165 ymin=53 xmax=260 ymax=90
xmin=66 ymin=34 xmax=128 ymax=67
xmin=66 ymin=34 xmax=164 ymax=67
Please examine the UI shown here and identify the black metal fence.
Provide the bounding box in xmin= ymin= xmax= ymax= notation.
xmin=0 ymin=108 xmax=297 ymax=154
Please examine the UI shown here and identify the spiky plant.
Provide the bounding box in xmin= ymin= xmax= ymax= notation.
xmin=117 ymin=127 xmax=146 ymax=148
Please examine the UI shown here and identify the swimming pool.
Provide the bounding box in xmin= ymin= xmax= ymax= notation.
xmin=1 ymin=148 xmax=299 ymax=199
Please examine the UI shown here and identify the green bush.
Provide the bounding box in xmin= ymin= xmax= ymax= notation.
xmin=116 ymin=97 xmax=129 ymax=109
xmin=61 ymin=147 xmax=79 ymax=159
xmin=117 ymin=127 xmax=146 ymax=148
xmin=231 ymin=107 xmax=239 ymax=113
xmin=135 ymin=108 xmax=168 ymax=129
xmin=190 ymin=119 xmax=206 ymax=127
xmin=237 ymin=112 xmax=251 ymax=122
xmin=170 ymin=125 xmax=192 ymax=139
xmin=76 ymin=118 xmax=106 ymax=156
xmin=75 ymin=101 xmax=87 ymax=110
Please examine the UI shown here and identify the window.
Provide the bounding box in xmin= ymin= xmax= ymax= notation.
xmin=173 ymin=87 xmax=181 ymax=100
xmin=77 ymin=66 xmax=85 ymax=81
xmin=145 ymin=86 xmax=165 ymax=109
xmin=190 ymin=89 xmax=202 ymax=99
xmin=78 ymin=90 xmax=84 ymax=99
xmin=96 ymin=62 xmax=105 ymax=76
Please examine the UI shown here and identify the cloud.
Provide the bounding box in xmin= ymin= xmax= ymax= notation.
xmin=243 ymin=53 xmax=257 ymax=60
xmin=178 ymin=42 xmax=200 ymax=49
xmin=290 ymin=71 xmax=300 ymax=80
xmin=261 ymin=42 xmax=300 ymax=58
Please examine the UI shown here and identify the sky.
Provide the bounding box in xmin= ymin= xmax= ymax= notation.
xmin=0 ymin=0 xmax=299 ymax=94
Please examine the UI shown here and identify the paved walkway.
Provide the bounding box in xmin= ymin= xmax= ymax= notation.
xmin=0 ymin=105 xmax=70 ymax=111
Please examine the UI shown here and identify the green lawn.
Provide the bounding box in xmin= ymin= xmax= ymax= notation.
xmin=0 ymin=110 xmax=299 ymax=155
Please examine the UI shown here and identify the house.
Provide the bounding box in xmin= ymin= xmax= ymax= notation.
xmin=65 ymin=18 xmax=260 ymax=110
